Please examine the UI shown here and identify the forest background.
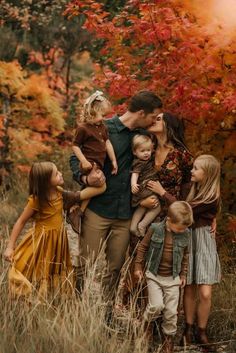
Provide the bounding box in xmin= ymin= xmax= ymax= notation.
xmin=0 ymin=1 xmax=235 ymax=352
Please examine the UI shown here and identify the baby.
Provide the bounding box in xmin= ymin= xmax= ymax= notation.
xmin=130 ymin=134 xmax=161 ymax=237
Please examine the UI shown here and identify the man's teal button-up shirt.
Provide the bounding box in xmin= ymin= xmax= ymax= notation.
xmin=89 ymin=116 xmax=144 ymax=219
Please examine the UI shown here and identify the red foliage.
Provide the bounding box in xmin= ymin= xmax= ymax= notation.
xmin=65 ymin=0 xmax=236 ymax=134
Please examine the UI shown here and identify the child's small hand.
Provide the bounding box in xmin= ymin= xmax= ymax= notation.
xmin=111 ymin=160 xmax=118 ymax=175
xmin=4 ymin=247 xmax=14 ymax=262
xmin=180 ymin=276 xmax=186 ymax=288
xmin=131 ymin=184 xmax=139 ymax=194
xmin=81 ymin=160 xmax=93 ymax=172
xmin=134 ymin=270 xmax=143 ymax=282
xmin=210 ymin=217 xmax=217 ymax=238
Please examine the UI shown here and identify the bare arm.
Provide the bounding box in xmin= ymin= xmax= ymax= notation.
xmin=131 ymin=172 xmax=139 ymax=194
xmin=4 ymin=205 xmax=35 ymax=261
xmin=106 ymin=139 xmax=118 ymax=175
xmin=72 ymin=145 xmax=92 ymax=171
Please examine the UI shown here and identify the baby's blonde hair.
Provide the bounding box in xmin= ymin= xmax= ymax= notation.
xmin=167 ymin=201 xmax=193 ymax=227
xmin=81 ymin=91 xmax=111 ymax=123
xmin=132 ymin=134 xmax=153 ymax=152
xmin=187 ymin=154 xmax=221 ymax=205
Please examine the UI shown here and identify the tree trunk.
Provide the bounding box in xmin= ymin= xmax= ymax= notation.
xmin=0 ymin=94 xmax=12 ymax=185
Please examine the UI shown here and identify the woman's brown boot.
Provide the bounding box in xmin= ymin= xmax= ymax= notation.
xmin=180 ymin=323 xmax=195 ymax=346
xmin=196 ymin=327 xmax=216 ymax=352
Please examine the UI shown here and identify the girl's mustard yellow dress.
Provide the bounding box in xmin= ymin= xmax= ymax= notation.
xmin=9 ymin=194 xmax=74 ymax=298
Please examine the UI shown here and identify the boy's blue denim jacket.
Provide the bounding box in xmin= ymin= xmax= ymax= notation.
xmin=136 ymin=220 xmax=190 ymax=279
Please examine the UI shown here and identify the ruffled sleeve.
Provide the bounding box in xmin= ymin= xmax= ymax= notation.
xmin=27 ymin=195 xmax=39 ymax=211
xmin=102 ymin=123 xmax=109 ymax=141
xmin=131 ymin=158 xmax=144 ymax=173
xmin=73 ymin=123 xmax=87 ymax=146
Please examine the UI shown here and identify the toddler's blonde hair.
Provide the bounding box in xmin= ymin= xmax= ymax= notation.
xmin=167 ymin=201 xmax=193 ymax=227
xmin=81 ymin=90 xmax=111 ymax=123
xmin=132 ymin=134 xmax=153 ymax=152
xmin=186 ymin=154 xmax=221 ymax=205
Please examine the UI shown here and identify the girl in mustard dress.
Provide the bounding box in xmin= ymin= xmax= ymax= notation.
xmin=3 ymin=161 xmax=81 ymax=299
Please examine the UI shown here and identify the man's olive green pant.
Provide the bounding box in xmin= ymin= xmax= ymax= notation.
xmin=76 ymin=208 xmax=131 ymax=302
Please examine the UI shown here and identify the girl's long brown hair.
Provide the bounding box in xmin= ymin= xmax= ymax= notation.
xmin=29 ymin=162 xmax=54 ymax=208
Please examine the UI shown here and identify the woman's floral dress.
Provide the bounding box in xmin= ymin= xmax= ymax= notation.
xmin=155 ymin=147 xmax=193 ymax=213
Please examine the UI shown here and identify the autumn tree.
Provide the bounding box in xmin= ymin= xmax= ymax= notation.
xmin=0 ymin=0 xmax=95 ymax=180
xmin=0 ymin=60 xmax=64 ymax=180
xmin=65 ymin=0 xmax=236 ymax=213
xmin=0 ymin=0 xmax=92 ymax=108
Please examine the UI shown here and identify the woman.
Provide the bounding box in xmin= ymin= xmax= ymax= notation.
xmin=141 ymin=112 xmax=192 ymax=210
xmin=123 ymin=112 xmax=193 ymax=309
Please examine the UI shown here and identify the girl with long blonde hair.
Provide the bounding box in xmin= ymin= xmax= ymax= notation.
xmin=147 ymin=154 xmax=221 ymax=351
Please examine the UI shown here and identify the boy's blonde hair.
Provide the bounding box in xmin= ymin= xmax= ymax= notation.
xmin=81 ymin=90 xmax=111 ymax=123
xmin=187 ymin=154 xmax=221 ymax=205
xmin=132 ymin=134 xmax=153 ymax=152
xmin=167 ymin=201 xmax=193 ymax=227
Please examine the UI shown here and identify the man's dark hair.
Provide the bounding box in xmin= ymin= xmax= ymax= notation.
xmin=128 ymin=91 xmax=163 ymax=114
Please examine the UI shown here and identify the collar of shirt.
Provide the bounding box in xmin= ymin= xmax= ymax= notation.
xmin=112 ymin=116 xmax=130 ymax=132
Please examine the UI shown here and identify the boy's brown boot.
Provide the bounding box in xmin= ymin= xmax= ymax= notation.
xmin=160 ymin=334 xmax=174 ymax=353
xmin=196 ymin=327 xmax=216 ymax=352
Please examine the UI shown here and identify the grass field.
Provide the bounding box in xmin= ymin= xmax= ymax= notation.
xmin=0 ymin=166 xmax=235 ymax=353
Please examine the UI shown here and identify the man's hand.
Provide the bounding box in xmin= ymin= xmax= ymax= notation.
xmin=86 ymin=163 xmax=106 ymax=187
xmin=140 ymin=195 xmax=159 ymax=209
xmin=131 ymin=183 xmax=139 ymax=194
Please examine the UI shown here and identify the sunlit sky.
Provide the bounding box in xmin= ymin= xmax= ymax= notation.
xmin=185 ymin=0 xmax=236 ymax=46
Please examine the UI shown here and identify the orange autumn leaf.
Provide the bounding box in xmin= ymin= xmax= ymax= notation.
xmin=16 ymin=164 xmax=31 ymax=173
xmin=28 ymin=117 xmax=50 ymax=132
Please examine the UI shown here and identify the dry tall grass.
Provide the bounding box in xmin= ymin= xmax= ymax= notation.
xmin=0 ymin=168 xmax=235 ymax=353
xmin=1 ymin=237 xmax=235 ymax=353
xmin=0 ymin=240 xmax=149 ymax=353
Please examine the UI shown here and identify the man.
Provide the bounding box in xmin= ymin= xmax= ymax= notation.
xmin=72 ymin=91 xmax=162 ymax=302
